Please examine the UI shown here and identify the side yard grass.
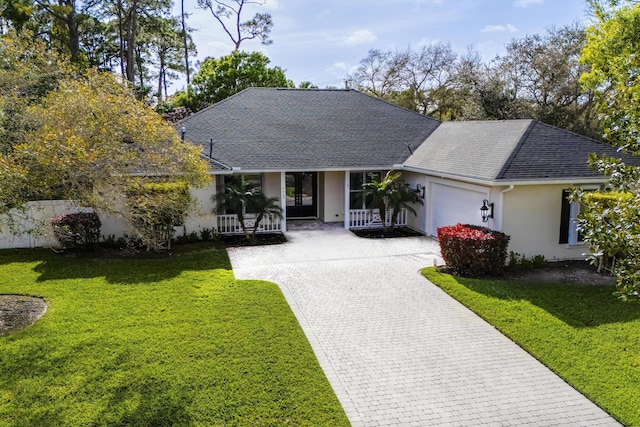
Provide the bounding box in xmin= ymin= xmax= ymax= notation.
xmin=0 ymin=244 xmax=349 ymax=426
xmin=422 ymin=267 xmax=640 ymax=427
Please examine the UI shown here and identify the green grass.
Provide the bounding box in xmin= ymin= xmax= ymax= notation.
xmin=423 ymin=267 xmax=640 ymax=427
xmin=0 ymin=244 xmax=349 ymax=427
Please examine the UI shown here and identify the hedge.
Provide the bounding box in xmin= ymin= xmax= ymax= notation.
xmin=437 ymin=223 xmax=510 ymax=277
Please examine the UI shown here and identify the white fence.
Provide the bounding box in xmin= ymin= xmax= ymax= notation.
xmin=349 ymin=209 xmax=408 ymax=229
xmin=216 ymin=214 xmax=282 ymax=235
xmin=0 ymin=201 xmax=92 ymax=249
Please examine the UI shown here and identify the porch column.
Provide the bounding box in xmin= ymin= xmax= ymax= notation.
xmin=344 ymin=170 xmax=350 ymax=229
xmin=280 ymin=171 xmax=287 ymax=232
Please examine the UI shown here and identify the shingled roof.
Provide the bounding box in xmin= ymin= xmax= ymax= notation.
xmin=179 ymin=87 xmax=440 ymax=171
xmin=404 ymin=119 xmax=640 ymax=182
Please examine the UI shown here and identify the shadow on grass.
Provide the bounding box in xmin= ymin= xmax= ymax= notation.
xmin=1 ymin=242 xmax=232 ymax=284
xmin=452 ymin=274 xmax=640 ymax=328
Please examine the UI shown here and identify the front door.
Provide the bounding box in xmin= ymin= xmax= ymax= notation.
xmin=286 ymin=172 xmax=317 ymax=218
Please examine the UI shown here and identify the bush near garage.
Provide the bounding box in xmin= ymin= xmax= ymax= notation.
xmin=437 ymin=223 xmax=510 ymax=277
xmin=51 ymin=212 xmax=101 ymax=250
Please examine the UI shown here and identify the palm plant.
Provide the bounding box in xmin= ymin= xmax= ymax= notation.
xmin=213 ymin=177 xmax=282 ymax=242
xmin=362 ymin=171 xmax=422 ymax=233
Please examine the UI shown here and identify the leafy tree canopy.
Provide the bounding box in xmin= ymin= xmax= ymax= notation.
xmin=577 ymin=1 xmax=640 ymax=301
xmin=171 ymin=50 xmax=293 ymax=111
xmin=0 ymin=70 xmax=210 ymax=219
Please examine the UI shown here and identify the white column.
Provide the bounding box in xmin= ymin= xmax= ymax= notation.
xmin=280 ymin=171 xmax=287 ymax=232
xmin=344 ymin=170 xmax=350 ymax=229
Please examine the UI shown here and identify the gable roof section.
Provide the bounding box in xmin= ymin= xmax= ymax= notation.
xmin=496 ymin=120 xmax=639 ymax=181
xmin=405 ymin=119 xmax=640 ymax=183
xmin=404 ymin=120 xmax=533 ymax=181
xmin=180 ymin=87 xmax=440 ymax=171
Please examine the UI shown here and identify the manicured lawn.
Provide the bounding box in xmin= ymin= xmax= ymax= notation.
xmin=0 ymin=244 xmax=349 ymax=426
xmin=422 ymin=267 xmax=640 ymax=427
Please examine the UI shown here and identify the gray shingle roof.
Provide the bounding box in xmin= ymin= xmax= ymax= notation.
xmin=404 ymin=120 xmax=532 ymax=181
xmin=179 ymin=87 xmax=440 ymax=171
xmin=405 ymin=119 xmax=640 ymax=182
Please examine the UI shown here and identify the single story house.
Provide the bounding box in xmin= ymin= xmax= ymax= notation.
xmin=179 ymin=87 xmax=639 ymax=261
xmin=3 ymin=87 xmax=637 ymax=261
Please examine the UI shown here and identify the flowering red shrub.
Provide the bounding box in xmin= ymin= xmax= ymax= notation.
xmin=437 ymin=224 xmax=510 ymax=277
xmin=51 ymin=212 xmax=101 ymax=250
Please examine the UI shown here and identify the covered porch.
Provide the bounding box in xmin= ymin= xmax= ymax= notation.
xmin=213 ymin=170 xmax=411 ymax=235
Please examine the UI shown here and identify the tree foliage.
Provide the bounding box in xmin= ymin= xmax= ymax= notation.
xmin=213 ymin=176 xmax=282 ymax=242
xmin=0 ymin=70 xmax=210 ymax=225
xmin=362 ymin=171 xmax=422 ymax=233
xmin=125 ymin=180 xmax=193 ymax=251
xmin=577 ymin=2 xmax=640 ymax=301
xmin=170 ymin=50 xmax=292 ymax=110
xmin=0 ymin=30 xmax=77 ymax=153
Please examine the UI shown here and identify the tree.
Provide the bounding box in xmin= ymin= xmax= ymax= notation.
xmin=189 ymin=50 xmax=292 ymax=107
xmin=492 ymin=24 xmax=600 ymax=137
xmin=125 ymin=180 xmax=193 ymax=251
xmin=213 ymin=177 xmax=282 ymax=242
xmin=362 ymin=171 xmax=422 ymax=233
xmin=197 ymin=0 xmax=272 ymax=51
xmin=0 ymin=70 xmax=210 ymax=232
xmin=577 ymin=2 xmax=640 ymax=301
xmin=0 ymin=30 xmax=75 ymax=153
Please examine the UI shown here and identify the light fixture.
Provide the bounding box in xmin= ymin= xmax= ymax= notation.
xmin=415 ymin=184 xmax=425 ymax=199
xmin=181 ymin=125 xmax=186 ymax=141
xmin=480 ymin=199 xmax=494 ymax=223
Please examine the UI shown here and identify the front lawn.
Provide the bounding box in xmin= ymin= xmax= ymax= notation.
xmin=0 ymin=244 xmax=349 ymax=426
xmin=422 ymin=267 xmax=640 ymax=427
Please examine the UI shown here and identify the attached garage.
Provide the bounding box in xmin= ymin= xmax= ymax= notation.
xmin=429 ymin=182 xmax=489 ymax=236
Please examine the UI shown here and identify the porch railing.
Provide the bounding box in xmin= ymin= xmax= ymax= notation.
xmin=217 ymin=214 xmax=282 ymax=235
xmin=349 ymin=209 xmax=408 ymax=229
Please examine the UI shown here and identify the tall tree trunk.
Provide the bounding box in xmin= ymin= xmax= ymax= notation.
xmin=125 ymin=1 xmax=138 ymax=83
xmin=157 ymin=58 xmax=164 ymax=103
xmin=117 ymin=0 xmax=125 ymax=78
xmin=65 ymin=1 xmax=79 ymax=62
xmin=181 ymin=0 xmax=190 ymax=84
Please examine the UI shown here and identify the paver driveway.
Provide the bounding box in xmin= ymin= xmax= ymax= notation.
xmin=227 ymin=229 xmax=619 ymax=426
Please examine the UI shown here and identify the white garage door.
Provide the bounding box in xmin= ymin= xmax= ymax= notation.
xmin=430 ymin=183 xmax=488 ymax=236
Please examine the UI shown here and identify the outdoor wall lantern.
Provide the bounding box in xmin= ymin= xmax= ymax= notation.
xmin=480 ymin=199 xmax=494 ymax=222
xmin=181 ymin=125 xmax=186 ymax=141
xmin=415 ymin=184 xmax=425 ymax=199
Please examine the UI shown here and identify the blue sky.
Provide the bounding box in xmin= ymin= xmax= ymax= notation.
xmin=174 ymin=0 xmax=591 ymax=91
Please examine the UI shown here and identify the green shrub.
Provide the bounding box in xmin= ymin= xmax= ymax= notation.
xmin=437 ymin=224 xmax=510 ymax=277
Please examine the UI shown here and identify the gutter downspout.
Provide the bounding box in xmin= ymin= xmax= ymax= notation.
xmin=498 ymin=185 xmax=515 ymax=231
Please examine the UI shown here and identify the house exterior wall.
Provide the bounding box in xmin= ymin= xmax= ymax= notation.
xmin=502 ymin=184 xmax=587 ymax=261
xmin=263 ymin=172 xmax=281 ymax=200
xmin=321 ymin=171 xmax=345 ymax=223
xmin=399 ymin=171 xmax=426 ymax=231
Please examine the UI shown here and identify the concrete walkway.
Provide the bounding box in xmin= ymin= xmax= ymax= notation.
xmin=227 ymin=229 xmax=620 ymax=426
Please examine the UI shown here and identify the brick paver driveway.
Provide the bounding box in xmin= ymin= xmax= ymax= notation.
xmin=227 ymin=228 xmax=619 ymax=426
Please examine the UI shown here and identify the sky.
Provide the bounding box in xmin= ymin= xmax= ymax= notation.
xmin=172 ymin=0 xmax=592 ymax=92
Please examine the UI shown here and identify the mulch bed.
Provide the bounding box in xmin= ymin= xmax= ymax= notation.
xmin=351 ymin=227 xmax=424 ymax=239
xmin=221 ymin=233 xmax=287 ymax=247
xmin=0 ymin=295 xmax=47 ymax=336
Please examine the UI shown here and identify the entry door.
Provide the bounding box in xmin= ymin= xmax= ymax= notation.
xmin=286 ymin=172 xmax=317 ymax=218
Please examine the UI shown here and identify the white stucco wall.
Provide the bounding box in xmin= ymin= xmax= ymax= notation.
xmin=502 ymin=184 xmax=588 ymax=261
xmin=398 ymin=171 xmax=426 ymax=232
xmin=321 ymin=171 xmax=345 ymax=223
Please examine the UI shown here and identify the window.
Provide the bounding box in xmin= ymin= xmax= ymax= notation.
xmin=216 ymin=174 xmax=263 ymax=214
xmin=559 ymin=188 xmax=596 ymax=246
xmin=349 ymin=171 xmax=385 ymax=209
